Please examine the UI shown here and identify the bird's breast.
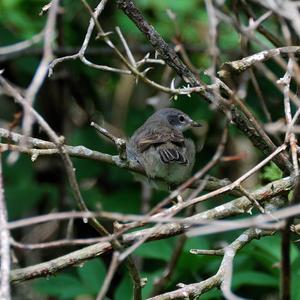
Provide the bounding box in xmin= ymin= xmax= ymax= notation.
xmin=139 ymin=143 xmax=193 ymax=185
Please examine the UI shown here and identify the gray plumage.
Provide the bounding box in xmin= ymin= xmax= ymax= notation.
xmin=127 ymin=108 xmax=201 ymax=188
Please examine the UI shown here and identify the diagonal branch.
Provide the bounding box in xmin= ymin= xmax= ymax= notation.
xmin=115 ymin=0 xmax=293 ymax=173
xmin=116 ymin=0 xmax=199 ymax=86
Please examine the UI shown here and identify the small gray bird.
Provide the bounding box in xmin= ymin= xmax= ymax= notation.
xmin=127 ymin=108 xmax=201 ymax=188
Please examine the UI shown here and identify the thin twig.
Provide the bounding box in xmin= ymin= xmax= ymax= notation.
xmin=96 ymin=251 xmax=120 ymax=300
xmin=190 ymin=249 xmax=224 ymax=256
xmin=278 ymin=56 xmax=299 ymax=300
xmin=280 ymin=59 xmax=299 ymax=175
xmin=153 ymin=144 xmax=287 ymax=218
xmin=0 ymin=31 xmax=44 ymax=56
xmin=238 ymin=184 xmax=265 ymax=213
xmin=23 ymin=0 xmax=60 ymax=139
xmin=115 ymin=26 xmax=136 ymax=67
xmin=90 ymin=122 xmax=127 ymax=160
xmin=148 ymin=229 xmax=270 ymax=300
xmin=10 ymin=237 xmax=106 ymax=250
xmin=48 ymin=0 xmax=130 ymax=75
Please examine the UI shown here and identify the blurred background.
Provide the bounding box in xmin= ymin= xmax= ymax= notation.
xmin=1 ymin=0 xmax=300 ymax=299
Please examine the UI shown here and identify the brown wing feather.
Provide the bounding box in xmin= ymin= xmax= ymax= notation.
xmin=159 ymin=147 xmax=187 ymax=164
xmin=136 ymin=127 xmax=185 ymax=152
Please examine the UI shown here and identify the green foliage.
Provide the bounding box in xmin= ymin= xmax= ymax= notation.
xmin=115 ymin=0 xmax=203 ymax=42
xmin=236 ymin=234 xmax=300 ymax=297
xmin=3 ymin=154 xmax=58 ymax=219
xmin=115 ymin=274 xmax=132 ymax=299
xmin=34 ymin=259 xmax=106 ymax=299
xmin=261 ymin=162 xmax=283 ymax=181
xmin=232 ymin=271 xmax=278 ymax=288
xmin=135 ymin=239 xmax=174 ymax=261
xmin=292 ymin=256 xmax=300 ymax=299
xmin=177 ymin=236 xmax=215 ymax=273
xmin=0 ymin=0 xmax=44 ymax=39
xmin=34 ymin=275 xmax=87 ymax=299
xmin=77 ymin=259 xmax=106 ymax=293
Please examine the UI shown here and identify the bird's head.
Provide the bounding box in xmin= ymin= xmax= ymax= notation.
xmin=152 ymin=108 xmax=201 ymax=132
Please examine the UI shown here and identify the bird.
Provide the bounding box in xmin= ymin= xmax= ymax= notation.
xmin=126 ymin=108 xmax=201 ymax=189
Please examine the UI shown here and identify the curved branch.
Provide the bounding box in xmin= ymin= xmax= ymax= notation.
xmin=148 ymin=229 xmax=271 ymax=300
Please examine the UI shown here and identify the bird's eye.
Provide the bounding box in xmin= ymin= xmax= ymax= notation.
xmin=179 ymin=115 xmax=185 ymax=123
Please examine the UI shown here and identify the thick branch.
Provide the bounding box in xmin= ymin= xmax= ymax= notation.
xmin=116 ymin=0 xmax=200 ymax=86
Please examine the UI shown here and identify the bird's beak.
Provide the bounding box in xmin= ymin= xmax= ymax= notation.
xmin=191 ymin=120 xmax=202 ymax=127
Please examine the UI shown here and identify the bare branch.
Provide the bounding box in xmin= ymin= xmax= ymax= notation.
xmin=10 ymin=175 xmax=295 ymax=283
xmin=148 ymin=229 xmax=270 ymax=300
xmin=152 ymin=144 xmax=287 ymax=218
xmin=219 ymin=46 xmax=300 ymax=78
xmin=90 ymin=122 xmax=127 ymax=160
xmin=96 ymin=251 xmax=120 ymax=300
xmin=0 ymin=151 xmax=10 ymax=299
xmin=0 ymin=31 xmax=44 ymax=56
xmin=23 ymin=0 xmax=60 ymax=139
xmin=48 ymin=0 xmax=130 ymax=76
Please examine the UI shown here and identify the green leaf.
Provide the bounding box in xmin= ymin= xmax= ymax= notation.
xmin=232 ymin=271 xmax=278 ymax=288
xmin=77 ymin=259 xmax=106 ymax=294
xmin=197 ymin=288 xmax=222 ymax=300
xmin=183 ymin=236 xmax=210 ymax=253
xmin=142 ymin=269 xmax=165 ymax=298
xmin=251 ymin=235 xmax=298 ymax=263
xmin=135 ymin=240 xmax=173 ymax=261
xmin=3 ymin=155 xmax=57 ymax=219
xmin=261 ymin=162 xmax=283 ymax=181
xmin=98 ymin=189 xmax=141 ymax=213
xmin=34 ymin=274 xmax=87 ymax=299
xmin=178 ymin=236 xmax=215 ymax=274
xmin=292 ymin=271 xmax=300 ymax=300
xmin=115 ymin=274 xmax=132 ymax=300
xmin=292 ymin=256 xmax=300 ymax=299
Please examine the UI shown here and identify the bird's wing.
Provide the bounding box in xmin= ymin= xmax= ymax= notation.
xmin=158 ymin=145 xmax=187 ymax=164
xmin=135 ymin=126 xmax=188 ymax=165
xmin=136 ymin=126 xmax=185 ymax=152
